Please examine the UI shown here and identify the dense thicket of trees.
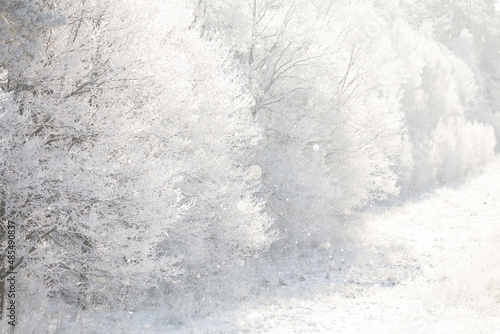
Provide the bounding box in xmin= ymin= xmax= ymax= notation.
xmin=1 ymin=0 xmax=275 ymax=322
xmin=192 ymin=0 xmax=498 ymax=240
xmin=1 ymin=0 xmax=499 ymax=327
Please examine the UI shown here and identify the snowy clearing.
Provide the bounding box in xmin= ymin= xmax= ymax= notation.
xmin=63 ymin=156 xmax=500 ymax=333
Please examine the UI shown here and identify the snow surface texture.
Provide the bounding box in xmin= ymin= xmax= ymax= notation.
xmin=56 ymin=157 xmax=500 ymax=333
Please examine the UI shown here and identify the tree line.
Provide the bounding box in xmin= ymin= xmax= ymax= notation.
xmin=0 ymin=0 xmax=499 ymax=326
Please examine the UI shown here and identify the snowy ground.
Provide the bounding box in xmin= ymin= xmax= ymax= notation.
xmin=64 ymin=157 xmax=500 ymax=333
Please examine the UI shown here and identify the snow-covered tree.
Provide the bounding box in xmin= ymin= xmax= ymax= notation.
xmin=0 ymin=0 xmax=64 ymax=85
xmin=397 ymin=0 xmax=500 ymax=149
xmin=1 ymin=0 xmax=274 ymax=317
xmin=192 ymin=0 xmax=410 ymax=247
xmin=382 ymin=8 xmax=498 ymax=189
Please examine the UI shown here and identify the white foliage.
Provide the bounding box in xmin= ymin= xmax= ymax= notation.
xmin=1 ymin=0 xmax=499 ymax=327
xmin=391 ymin=19 xmax=497 ymax=189
xmin=1 ymin=0 xmax=275 ymax=315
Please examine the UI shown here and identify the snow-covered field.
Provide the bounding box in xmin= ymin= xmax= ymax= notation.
xmin=62 ymin=157 xmax=500 ymax=333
